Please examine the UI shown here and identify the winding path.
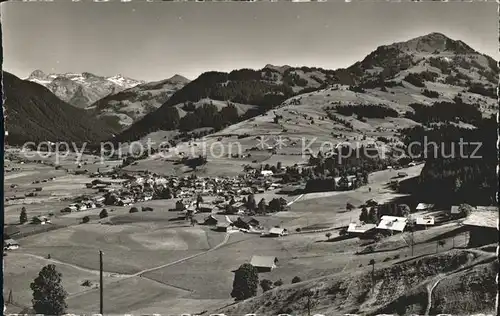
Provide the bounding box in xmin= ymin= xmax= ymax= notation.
xmin=425 ymin=275 xmax=444 ymax=315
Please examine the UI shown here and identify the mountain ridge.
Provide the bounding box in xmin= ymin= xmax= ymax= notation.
xmin=26 ymin=70 xmax=145 ymax=108
xmin=114 ymin=32 xmax=498 ymax=144
xmin=4 ymin=71 xmax=118 ymax=145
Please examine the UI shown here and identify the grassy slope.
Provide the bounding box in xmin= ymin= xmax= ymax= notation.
xmin=216 ymin=249 xmax=497 ymax=315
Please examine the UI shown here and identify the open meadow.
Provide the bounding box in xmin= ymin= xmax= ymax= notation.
xmin=2 ymin=155 xmax=488 ymax=314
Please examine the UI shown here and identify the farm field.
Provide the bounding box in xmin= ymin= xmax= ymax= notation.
xmin=2 ymin=157 xmax=478 ymax=314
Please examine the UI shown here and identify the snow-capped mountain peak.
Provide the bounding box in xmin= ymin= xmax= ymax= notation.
xmin=25 ymin=70 xmax=145 ymax=108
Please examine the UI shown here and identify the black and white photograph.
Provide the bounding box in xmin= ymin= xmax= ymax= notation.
xmin=1 ymin=1 xmax=498 ymax=315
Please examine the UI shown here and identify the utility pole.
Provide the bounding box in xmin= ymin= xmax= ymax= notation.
xmin=99 ymin=250 xmax=103 ymax=315
xmin=411 ymin=229 xmax=414 ymax=256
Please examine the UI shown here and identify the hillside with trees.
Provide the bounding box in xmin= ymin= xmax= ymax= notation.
xmin=3 ymin=72 xmax=118 ymax=145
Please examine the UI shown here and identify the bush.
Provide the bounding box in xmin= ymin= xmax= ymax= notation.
xmin=260 ymin=279 xmax=273 ymax=292
xmin=273 ymin=279 xmax=284 ymax=286
xmin=291 ymin=276 xmax=302 ymax=284
xmin=129 ymin=207 xmax=139 ymax=213
xmin=404 ymin=73 xmax=425 ymax=87
xmin=99 ymin=209 xmax=108 ymax=219
xmin=81 ymin=216 xmax=90 ymax=223
xmin=422 ymin=89 xmax=439 ymax=98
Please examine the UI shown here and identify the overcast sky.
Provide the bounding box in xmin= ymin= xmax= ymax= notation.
xmin=2 ymin=1 xmax=498 ymax=81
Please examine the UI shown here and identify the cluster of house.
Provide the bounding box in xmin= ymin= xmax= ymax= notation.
xmin=57 ymin=171 xmax=283 ymax=216
xmin=346 ymin=203 xmax=498 ymax=247
xmin=202 ymin=214 xmax=289 ymax=238
xmin=347 ymin=203 xmax=438 ymax=238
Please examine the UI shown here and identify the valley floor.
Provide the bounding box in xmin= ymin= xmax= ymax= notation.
xmin=3 ymin=154 xmax=496 ymax=315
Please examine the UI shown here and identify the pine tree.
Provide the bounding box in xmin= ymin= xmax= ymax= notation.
xmin=246 ymin=194 xmax=257 ymax=211
xmin=30 ymin=264 xmax=68 ymax=315
xmin=20 ymin=207 xmax=28 ymax=224
xmin=359 ymin=207 xmax=369 ymax=223
xmin=231 ymin=263 xmax=259 ymax=301
xmin=258 ymin=198 xmax=267 ymax=214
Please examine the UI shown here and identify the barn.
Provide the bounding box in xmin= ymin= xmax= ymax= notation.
xmin=462 ymin=209 xmax=498 ymax=247
xmin=250 ymin=255 xmax=278 ymax=272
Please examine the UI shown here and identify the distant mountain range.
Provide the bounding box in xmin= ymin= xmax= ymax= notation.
xmin=6 ymin=32 xmax=498 ymax=147
xmin=87 ymin=74 xmax=190 ymax=130
xmin=26 ymin=70 xmax=145 ymax=108
xmin=116 ymin=32 xmax=498 ymax=142
xmin=4 ymin=72 xmax=117 ymax=145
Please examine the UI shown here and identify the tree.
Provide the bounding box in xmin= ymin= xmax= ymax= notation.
xmin=258 ymin=198 xmax=267 ymax=214
xmin=398 ymin=204 xmax=411 ymax=217
xmin=368 ymin=207 xmax=378 ymax=224
xmin=246 ymin=194 xmax=257 ymax=211
xmin=359 ymin=206 xmax=369 ymax=223
xmin=99 ymin=209 xmax=108 ymax=219
xmin=369 ymin=259 xmax=376 ymax=292
xmin=196 ymin=194 xmax=204 ymax=210
xmin=129 ymin=207 xmax=139 ymax=213
xmin=176 ymin=200 xmax=185 ymax=211
xmin=20 ymin=207 xmax=28 ymax=224
xmin=260 ymin=279 xmax=273 ymax=292
xmin=276 ymin=161 xmax=282 ymax=171
xmin=273 ymin=279 xmax=283 ymax=286
xmin=291 ymin=276 xmax=302 ymax=284
xmin=81 ymin=216 xmax=90 ymax=224
xmin=30 ymin=264 xmax=68 ymax=315
xmin=231 ymin=263 xmax=259 ymax=301
xmin=458 ymin=203 xmax=473 ymax=217
xmin=325 ymin=232 xmax=332 ymax=240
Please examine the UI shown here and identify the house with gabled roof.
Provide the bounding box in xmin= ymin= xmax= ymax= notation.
xmin=462 ymin=208 xmax=498 ymax=247
xmin=376 ymin=215 xmax=407 ymax=233
xmin=250 ymin=255 xmax=278 ymax=272
xmin=347 ymin=222 xmax=377 ymax=236
xmin=262 ymin=227 xmax=288 ymax=237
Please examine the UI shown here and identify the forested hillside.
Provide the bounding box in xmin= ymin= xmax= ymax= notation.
xmin=3 ymin=72 xmax=117 ymax=145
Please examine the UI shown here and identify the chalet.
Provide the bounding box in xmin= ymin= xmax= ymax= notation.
xmin=117 ymin=198 xmax=133 ymax=206
xmin=230 ymin=202 xmax=246 ymax=214
xmin=94 ymin=196 xmax=106 ymax=203
xmin=204 ymin=215 xmax=218 ymax=226
xmin=262 ymin=227 xmax=288 ymax=237
xmin=61 ymin=205 xmax=78 ymax=213
xmin=376 ymin=216 xmax=407 ymax=233
xmin=347 ymin=223 xmax=377 ymax=237
xmin=416 ymin=203 xmax=434 ymax=211
xmin=462 ymin=209 xmax=498 ymax=247
xmin=215 ymin=222 xmax=233 ymax=232
xmin=260 ymin=170 xmax=274 ymax=177
xmin=250 ymin=255 xmax=278 ymax=272
xmin=197 ymin=203 xmax=213 ymax=213
xmin=234 ymin=216 xmax=260 ymax=230
xmin=85 ymin=202 xmax=96 ymax=209
xmin=32 ymin=216 xmax=51 ymax=225
xmin=4 ymin=239 xmax=20 ymax=250
xmin=450 ymin=205 xmax=477 ymax=218
xmin=414 ymin=215 xmax=435 ymax=227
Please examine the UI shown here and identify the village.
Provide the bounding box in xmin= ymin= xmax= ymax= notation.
xmin=4 ymin=150 xmax=497 ymax=281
